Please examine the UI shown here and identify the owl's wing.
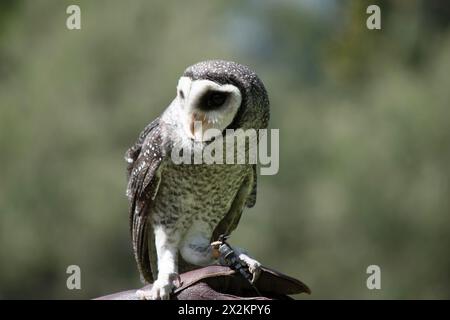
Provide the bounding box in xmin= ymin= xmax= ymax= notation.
xmin=245 ymin=165 xmax=257 ymax=208
xmin=212 ymin=165 xmax=257 ymax=240
xmin=125 ymin=117 xmax=160 ymax=177
xmin=125 ymin=118 xmax=164 ymax=283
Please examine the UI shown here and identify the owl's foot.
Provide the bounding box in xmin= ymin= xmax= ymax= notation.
xmin=136 ymin=273 xmax=180 ymax=300
xmin=238 ymin=253 xmax=262 ymax=284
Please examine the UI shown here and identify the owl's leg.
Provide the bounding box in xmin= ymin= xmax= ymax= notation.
xmin=180 ymin=221 xmax=216 ymax=266
xmin=232 ymin=247 xmax=262 ymax=283
xmin=179 ymin=222 xmax=262 ymax=283
xmin=137 ymin=225 xmax=180 ymax=300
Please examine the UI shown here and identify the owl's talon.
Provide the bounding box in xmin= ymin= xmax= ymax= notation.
xmin=136 ymin=289 xmax=152 ymax=300
xmin=136 ymin=274 xmax=178 ymax=300
xmin=238 ymin=253 xmax=262 ymax=283
xmin=174 ymin=273 xmax=183 ymax=288
xmin=248 ymin=262 xmax=262 ymax=283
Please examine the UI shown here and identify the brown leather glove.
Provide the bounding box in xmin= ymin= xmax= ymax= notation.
xmin=95 ymin=265 xmax=310 ymax=300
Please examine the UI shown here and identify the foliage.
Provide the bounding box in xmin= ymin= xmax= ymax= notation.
xmin=0 ymin=0 xmax=449 ymax=298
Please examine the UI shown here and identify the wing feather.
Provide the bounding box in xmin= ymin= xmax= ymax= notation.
xmin=125 ymin=118 xmax=164 ymax=283
xmin=245 ymin=165 xmax=257 ymax=208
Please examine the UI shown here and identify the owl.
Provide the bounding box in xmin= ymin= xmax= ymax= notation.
xmin=125 ymin=60 xmax=270 ymax=299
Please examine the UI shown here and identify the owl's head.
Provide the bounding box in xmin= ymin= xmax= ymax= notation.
xmin=176 ymin=60 xmax=270 ymax=141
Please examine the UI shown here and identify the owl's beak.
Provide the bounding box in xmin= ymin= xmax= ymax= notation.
xmin=188 ymin=112 xmax=203 ymax=141
xmin=187 ymin=111 xmax=219 ymax=142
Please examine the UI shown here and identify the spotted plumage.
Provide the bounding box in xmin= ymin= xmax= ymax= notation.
xmin=125 ymin=60 xmax=270 ymax=299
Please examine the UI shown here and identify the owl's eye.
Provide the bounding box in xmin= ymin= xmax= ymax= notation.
xmin=179 ymin=90 xmax=185 ymax=99
xmin=206 ymin=91 xmax=228 ymax=109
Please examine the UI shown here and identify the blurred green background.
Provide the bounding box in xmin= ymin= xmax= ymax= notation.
xmin=1 ymin=0 xmax=449 ymax=299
